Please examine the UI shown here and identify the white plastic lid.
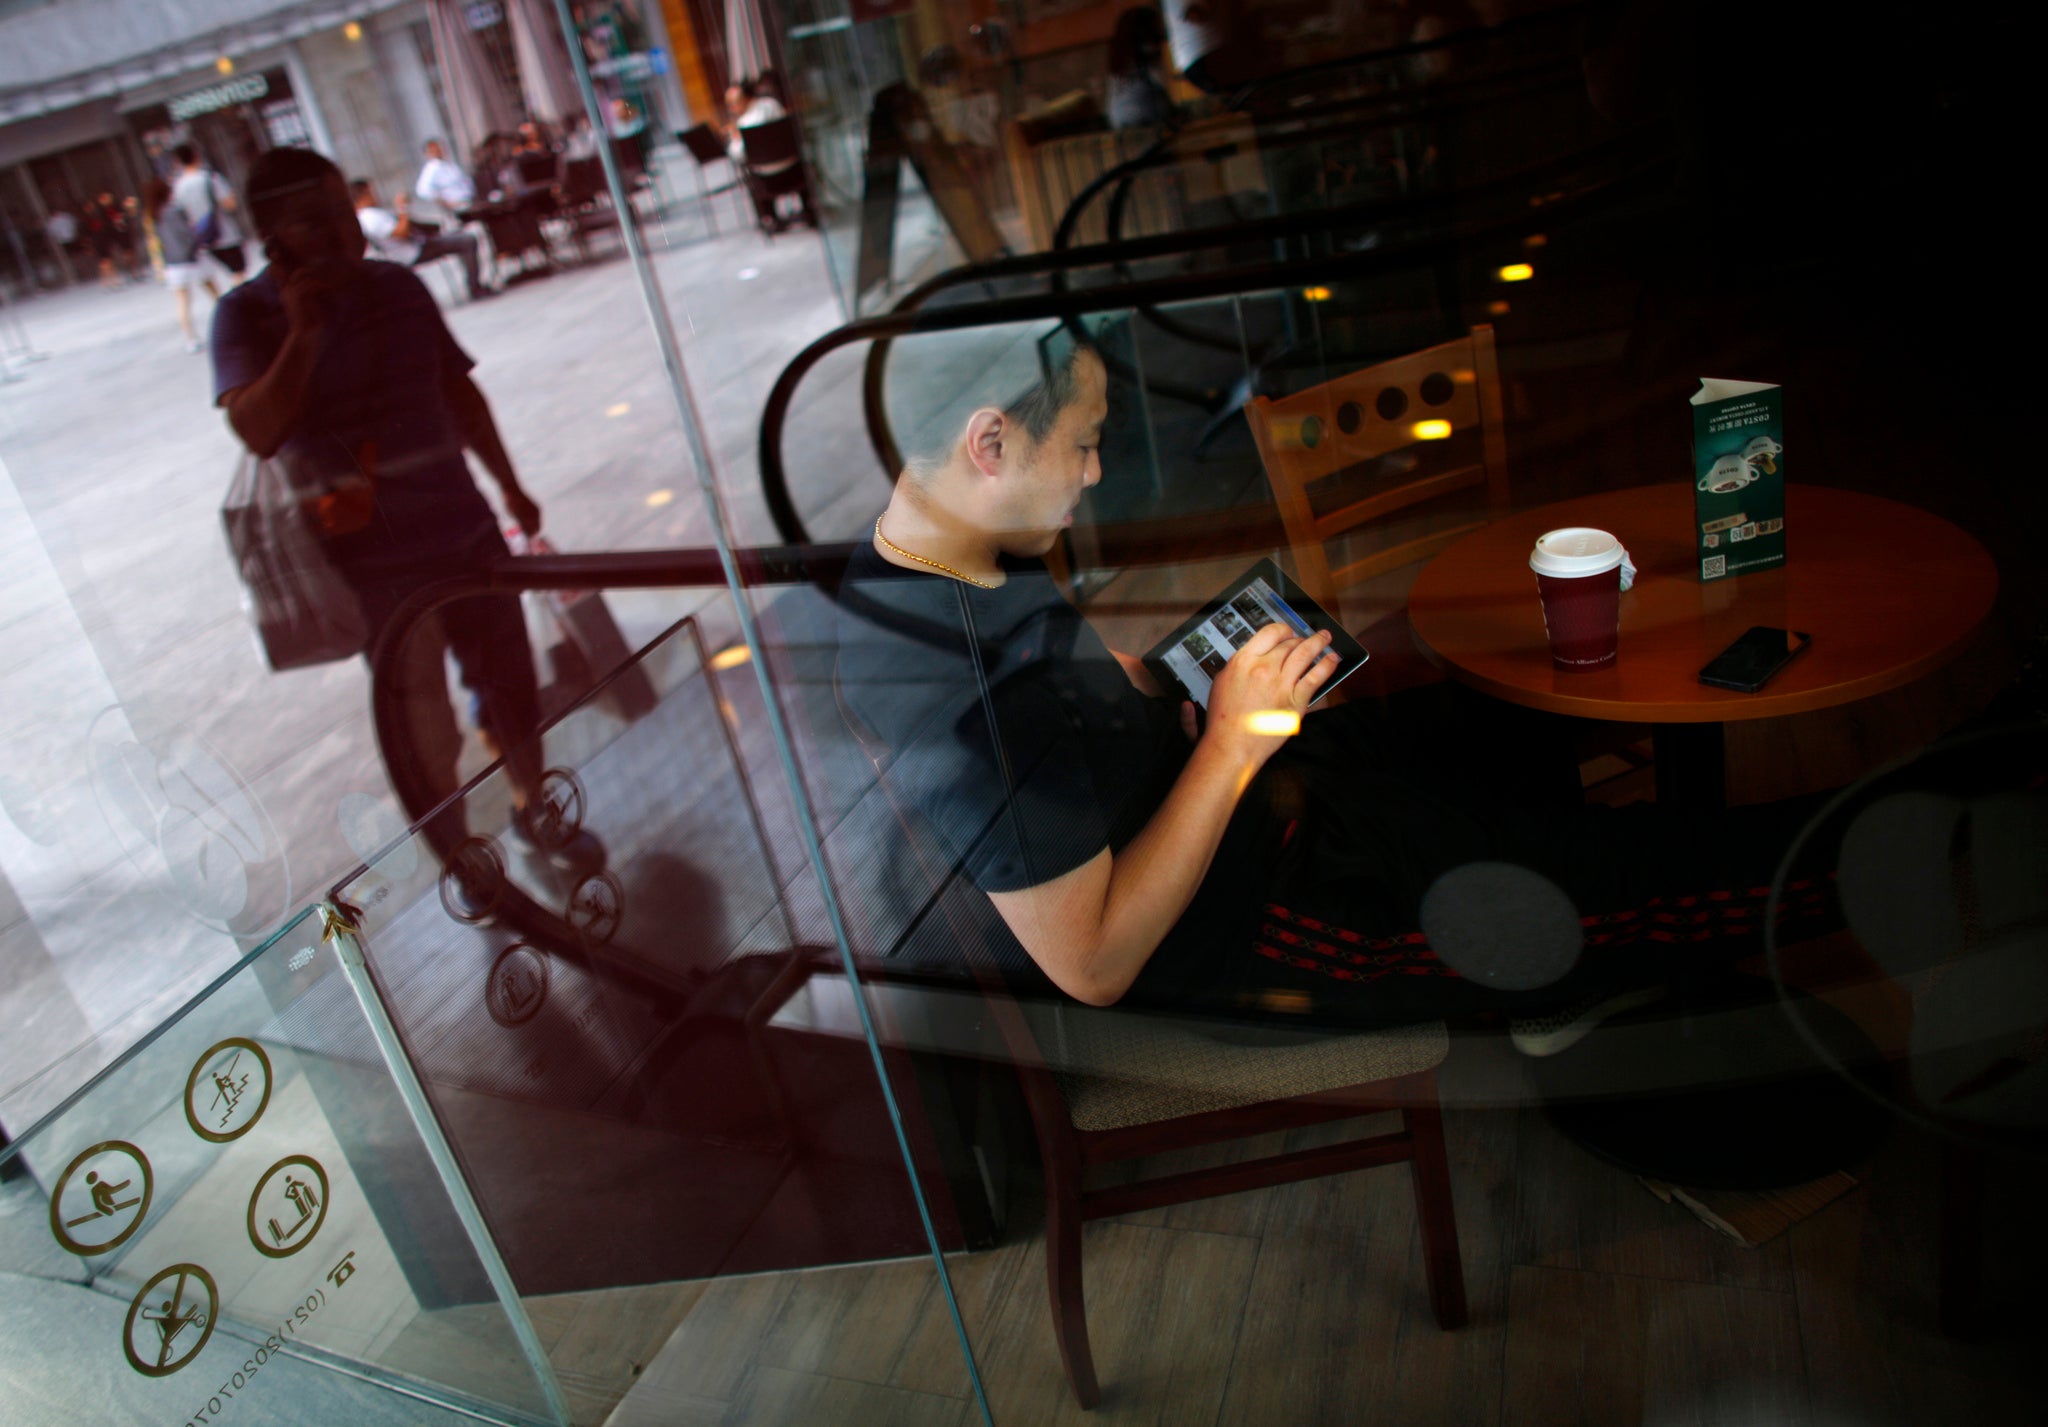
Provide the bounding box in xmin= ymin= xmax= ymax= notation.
xmin=1529 ymin=527 xmax=1625 ymax=577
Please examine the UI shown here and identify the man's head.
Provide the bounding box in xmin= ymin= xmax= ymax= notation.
xmin=423 ymin=139 xmax=446 ymax=162
xmin=245 ymin=147 xmax=363 ymax=273
xmin=172 ymin=143 xmax=199 ymax=170
xmin=347 ymin=178 xmax=379 ymax=210
xmin=905 ymin=338 xmax=1109 ymax=558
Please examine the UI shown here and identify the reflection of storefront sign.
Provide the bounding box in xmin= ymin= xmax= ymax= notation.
xmin=591 ymin=51 xmax=667 ymax=81
xmin=465 ymin=0 xmax=503 ymax=28
xmin=261 ymin=98 xmax=311 ymax=148
xmin=169 ymin=73 xmax=271 ymax=122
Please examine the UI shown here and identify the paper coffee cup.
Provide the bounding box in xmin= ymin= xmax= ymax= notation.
xmin=1530 ymin=527 xmax=1626 ymax=670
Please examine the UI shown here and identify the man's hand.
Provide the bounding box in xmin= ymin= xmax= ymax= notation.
xmin=503 ymin=487 xmax=542 ymax=539
xmin=275 ymin=257 xmax=346 ymax=338
xmin=1201 ymin=623 xmax=1337 ymax=772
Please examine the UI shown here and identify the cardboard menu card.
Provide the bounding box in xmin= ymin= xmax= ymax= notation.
xmin=1690 ymin=378 xmax=1785 ymax=582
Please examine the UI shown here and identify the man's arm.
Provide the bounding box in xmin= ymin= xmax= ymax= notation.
xmin=987 ymin=625 xmax=1336 ymax=1005
xmin=447 ymin=371 xmax=540 ymax=535
xmin=219 ymin=268 xmax=336 ymax=457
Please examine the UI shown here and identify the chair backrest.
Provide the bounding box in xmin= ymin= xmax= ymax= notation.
xmin=609 ymin=134 xmax=645 ymax=180
xmin=560 ymin=156 xmax=606 ymax=206
xmin=1245 ymin=325 xmax=1509 ymax=609
xmin=741 ymin=116 xmax=802 ymax=170
xmin=515 ymin=148 xmax=558 ymax=187
xmin=677 ymin=123 xmax=728 ymax=167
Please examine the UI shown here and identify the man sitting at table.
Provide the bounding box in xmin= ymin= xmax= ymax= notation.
xmin=414 ymin=138 xmax=476 ymax=215
xmin=834 ymin=335 xmax=1849 ymax=1053
xmin=352 ymin=178 xmax=492 ymax=302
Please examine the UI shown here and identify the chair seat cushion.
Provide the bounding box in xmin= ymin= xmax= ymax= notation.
xmin=1026 ymin=1004 xmax=1447 ymax=1132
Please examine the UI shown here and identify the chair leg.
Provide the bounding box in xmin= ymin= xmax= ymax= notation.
xmin=1406 ymin=1088 xmax=1468 ymax=1330
xmin=1045 ymin=1184 xmax=1101 ymax=1408
xmin=1939 ymin=1137 xmax=1987 ymax=1339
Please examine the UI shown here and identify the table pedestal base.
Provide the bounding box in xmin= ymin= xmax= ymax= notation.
xmin=1530 ymin=978 xmax=1892 ymax=1191
xmin=1652 ymin=722 xmax=1727 ymax=810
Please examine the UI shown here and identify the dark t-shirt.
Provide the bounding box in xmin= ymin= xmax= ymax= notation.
xmin=834 ymin=542 xmax=1289 ymax=1005
xmin=211 ymin=261 xmax=498 ymax=573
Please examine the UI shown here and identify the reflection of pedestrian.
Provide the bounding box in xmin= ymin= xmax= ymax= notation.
xmin=210 ymin=148 xmax=561 ymax=857
xmin=146 ymin=177 xmax=225 ymax=353
xmin=1107 ymin=8 xmax=1173 ymax=129
xmin=84 ymin=193 xmax=133 ymax=288
xmin=171 ymin=144 xmax=248 ymax=280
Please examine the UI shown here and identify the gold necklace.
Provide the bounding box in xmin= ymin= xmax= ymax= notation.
xmin=873 ymin=516 xmax=997 ymax=589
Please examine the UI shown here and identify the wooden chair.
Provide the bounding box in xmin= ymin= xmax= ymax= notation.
xmin=1246 ymin=324 xmax=1509 ymax=613
xmin=832 ymin=665 xmax=1467 ymax=1409
xmin=1245 ymin=323 xmax=1650 ymax=785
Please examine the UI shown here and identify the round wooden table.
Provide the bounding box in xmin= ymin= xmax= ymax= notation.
xmin=1408 ymin=483 xmax=1999 ymax=804
xmin=1408 ymin=484 xmax=2000 ymax=1188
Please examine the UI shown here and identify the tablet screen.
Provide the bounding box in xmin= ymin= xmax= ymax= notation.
xmin=1143 ymin=559 xmax=1369 ymax=710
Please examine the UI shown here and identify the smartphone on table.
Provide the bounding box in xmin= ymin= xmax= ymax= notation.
xmin=1698 ymin=626 xmax=1812 ymax=692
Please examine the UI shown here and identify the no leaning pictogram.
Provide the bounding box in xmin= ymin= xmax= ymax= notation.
xmin=49 ymin=1140 xmax=153 ymax=1256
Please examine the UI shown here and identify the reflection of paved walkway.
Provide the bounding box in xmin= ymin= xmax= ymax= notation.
xmin=0 ymin=207 xmax=869 ymax=1126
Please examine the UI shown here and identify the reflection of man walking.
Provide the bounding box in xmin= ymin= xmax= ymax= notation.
xmin=210 ymin=148 xmax=556 ymax=852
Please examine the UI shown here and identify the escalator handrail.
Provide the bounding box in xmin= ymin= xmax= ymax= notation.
xmin=1046 ymin=43 xmax=1591 ymax=261
xmin=764 ymin=138 xmax=1671 ymax=544
xmin=367 ymin=542 xmax=853 ymax=840
xmin=360 ymin=541 xmax=857 ymax=1004
xmin=850 ymin=129 xmax=1664 ymax=489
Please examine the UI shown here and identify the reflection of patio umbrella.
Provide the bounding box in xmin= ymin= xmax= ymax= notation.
xmin=506 ymin=0 xmax=586 ymax=126
xmin=727 ymin=0 xmax=773 ymax=86
xmin=427 ymin=0 xmax=520 ymax=164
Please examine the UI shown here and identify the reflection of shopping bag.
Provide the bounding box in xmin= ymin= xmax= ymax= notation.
xmin=509 ymin=533 xmax=658 ymax=722
xmin=221 ymin=450 xmax=370 ymax=670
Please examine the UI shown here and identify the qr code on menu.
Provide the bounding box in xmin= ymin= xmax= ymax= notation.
xmin=1702 ymin=555 xmax=1726 ymax=578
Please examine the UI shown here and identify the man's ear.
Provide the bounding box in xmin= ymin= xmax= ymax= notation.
xmin=964 ymin=407 xmax=1007 ymax=479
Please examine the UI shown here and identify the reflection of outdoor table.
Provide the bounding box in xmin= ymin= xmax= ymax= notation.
xmin=1407 ymin=483 xmax=2001 ymax=1190
xmin=1406 ymin=483 xmax=1999 ymax=807
xmin=457 ymin=190 xmax=560 ymax=279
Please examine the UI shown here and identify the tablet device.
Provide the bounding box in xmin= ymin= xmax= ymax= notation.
xmin=1141 ymin=558 xmax=1370 ymax=710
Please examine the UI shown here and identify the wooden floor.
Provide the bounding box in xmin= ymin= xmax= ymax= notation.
xmin=564 ymin=1033 xmax=2039 ymax=1427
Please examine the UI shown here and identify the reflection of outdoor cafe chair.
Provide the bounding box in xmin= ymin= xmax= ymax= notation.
xmin=1767 ymin=721 xmax=2048 ymax=1337
xmin=558 ymin=156 xmax=631 ymax=260
xmin=676 ymin=123 xmax=749 ymax=234
xmin=739 ymin=117 xmax=818 ymax=236
xmin=832 ymin=665 xmax=1466 ymax=1409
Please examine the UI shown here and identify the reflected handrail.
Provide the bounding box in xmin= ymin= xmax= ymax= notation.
xmin=358 ymin=543 xmax=853 ymax=992
xmin=763 ymin=136 xmax=1672 ymax=545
